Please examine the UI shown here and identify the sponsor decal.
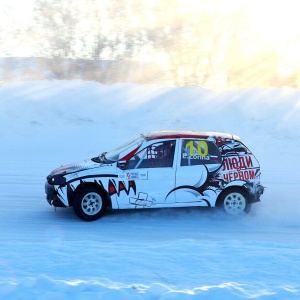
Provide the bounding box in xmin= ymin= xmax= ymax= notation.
xmin=221 ymin=155 xmax=257 ymax=182
xmin=182 ymin=153 xmax=210 ymax=160
xmin=223 ymin=170 xmax=256 ymax=182
xmin=139 ymin=172 xmax=148 ymax=180
xmin=127 ymin=172 xmax=139 ymax=180
xmin=120 ymin=171 xmax=148 ymax=180
xmin=222 ymin=155 xmax=253 ymax=171
xmin=130 ymin=192 xmax=153 ymax=207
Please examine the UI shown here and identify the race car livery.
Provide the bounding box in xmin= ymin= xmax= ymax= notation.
xmin=45 ymin=131 xmax=264 ymax=221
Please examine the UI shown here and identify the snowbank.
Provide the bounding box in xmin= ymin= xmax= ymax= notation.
xmin=1 ymin=80 xmax=300 ymax=299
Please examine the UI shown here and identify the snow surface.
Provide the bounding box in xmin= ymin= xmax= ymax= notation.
xmin=1 ymin=80 xmax=300 ymax=299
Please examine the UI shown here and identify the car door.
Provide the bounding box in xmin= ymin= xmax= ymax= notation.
xmin=116 ymin=139 xmax=177 ymax=208
xmin=175 ymin=138 xmax=222 ymax=205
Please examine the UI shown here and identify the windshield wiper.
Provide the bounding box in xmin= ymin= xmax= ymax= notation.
xmin=102 ymin=152 xmax=115 ymax=163
xmin=91 ymin=152 xmax=107 ymax=163
xmin=100 ymin=152 xmax=113 ymax=163
xmin=92 ymin=152 xmax=114 ymax=164
xmin=100 ymin=152 xmax=106 ymax=161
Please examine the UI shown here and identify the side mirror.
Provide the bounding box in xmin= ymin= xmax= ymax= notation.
xmin=117 ymin=160 xmax=127 ymax=170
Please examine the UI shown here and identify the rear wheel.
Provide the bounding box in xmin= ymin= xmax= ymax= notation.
xmin=217 ymin=188 xmax=251 ymax=216
xmin=73 ymin=187 xmax=106 ymax=221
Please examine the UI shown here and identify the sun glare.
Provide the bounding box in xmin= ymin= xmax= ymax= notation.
xmin=245 ymin=0 xmax=300 ymax=76
xmin=1 ymin=0 xmax=300 ymax=87
xmin=248 ymin=0 xmax=300 ymax=46
xmin=2 ymin=0 xmax=34 ymax=27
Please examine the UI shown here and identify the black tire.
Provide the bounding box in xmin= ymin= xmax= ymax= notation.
xmin=73 ymin=187 xmax=106 ymax=221
xmin=217 ymin=188 xmax=251 ymax=216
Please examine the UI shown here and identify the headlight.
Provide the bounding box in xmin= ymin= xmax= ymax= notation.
xmin=47 ymin=175 xmax=66 ymax=185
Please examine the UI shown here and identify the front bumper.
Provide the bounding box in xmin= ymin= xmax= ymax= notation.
xmin=45 ymin=182 xmax=66 ymax=207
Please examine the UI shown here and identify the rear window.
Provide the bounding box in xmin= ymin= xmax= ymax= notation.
xmin=181 ymin=139 xmax=222 ymax=166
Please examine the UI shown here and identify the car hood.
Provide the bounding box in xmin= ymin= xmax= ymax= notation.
xmin=50 ymin=159 xmax=109 ymax=176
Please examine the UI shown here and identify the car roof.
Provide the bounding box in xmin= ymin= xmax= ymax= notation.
xmin=142 ymin=130 xmax=240 ymax=141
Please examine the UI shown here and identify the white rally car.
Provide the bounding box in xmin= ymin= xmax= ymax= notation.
xmin=45 ymin=131 xmax=264 ymax=221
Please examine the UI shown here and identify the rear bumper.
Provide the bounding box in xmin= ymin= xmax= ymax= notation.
xmin=45 ymin=182 xmax=67 ymax=207
xmin=250 ymin=184 xmax=264 ymax=203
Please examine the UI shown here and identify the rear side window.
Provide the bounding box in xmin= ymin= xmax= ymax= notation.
xmin=181 ymin=139 xmax=222 ymax=166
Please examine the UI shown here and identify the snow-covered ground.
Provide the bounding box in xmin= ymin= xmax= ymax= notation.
xmin=1 ymin=80 xmax=300 ymax=299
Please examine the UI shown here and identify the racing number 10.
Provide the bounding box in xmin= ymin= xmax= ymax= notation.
xmin=186 ymin=140 xmax=208 ymax=157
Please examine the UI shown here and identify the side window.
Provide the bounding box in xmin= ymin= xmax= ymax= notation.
xmin=128 ymin=140 xmax=176 ymax=169
xmin=181 ymin=139 xmax=221 ymax=166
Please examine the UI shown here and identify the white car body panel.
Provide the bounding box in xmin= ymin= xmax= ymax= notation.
xmin=45 ymin=131 xmax=264 ymax=220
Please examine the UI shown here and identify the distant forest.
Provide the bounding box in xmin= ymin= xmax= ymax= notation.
xmin=0 ymin=57 xmax=163 ymax=85
xmin=1 ymin=0 xmax=300 ymax=89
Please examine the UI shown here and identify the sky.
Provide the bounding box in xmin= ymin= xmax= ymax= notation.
xmin=247 ymin=0 xmax=300 ymax=69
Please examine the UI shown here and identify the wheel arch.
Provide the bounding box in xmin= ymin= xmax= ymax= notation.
xmin=215 ymin=185 xmax=250 ymax=208
xmin=69 ymin=181 xmax=112 ymax=209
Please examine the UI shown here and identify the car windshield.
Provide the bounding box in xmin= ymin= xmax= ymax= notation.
xmin=103 ymin=136 xmax=145 ymax=162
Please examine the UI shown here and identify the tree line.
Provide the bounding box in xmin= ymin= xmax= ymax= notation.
xmin=3 ymin=0 xmax=300 ymax=89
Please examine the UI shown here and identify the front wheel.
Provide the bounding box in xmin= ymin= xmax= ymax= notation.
xmin=217 ymin=188 xmax=251 ymax=216
xmin=73 ymin=187 xmax=106 ymax=221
